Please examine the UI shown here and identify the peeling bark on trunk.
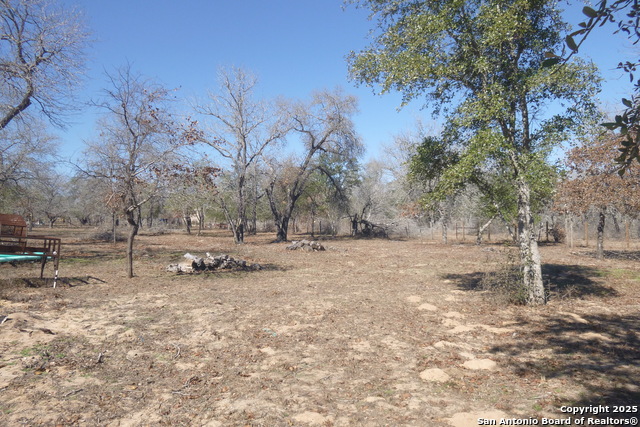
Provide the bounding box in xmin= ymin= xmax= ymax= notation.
xmin=516 ymin=179 xmax=545 ymax=305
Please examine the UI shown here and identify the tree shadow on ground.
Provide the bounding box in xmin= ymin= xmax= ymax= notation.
xmin=0 ymin=276 xmax=106 ymax=291
xmin=490 ymin=312 xmax=640 ymax=418
xmin=444 ymin=263 xmax=637 ymax=416
xmin=442 ymin=271 xmax=485 ymax=291
xmin=248 ymin=263 xmax=287 ymax=272
xmin=56 ymin=276 xmax=107 ymax=287
xmin=601 ymin=250 xmax=640 ymax=261
xmin=443 ymin=264 xmax=617 ymax=299
xmin=543 ymin=264 xmax=618 ymax=299
xmin=0 ymin=277 xmax=50 ymax=290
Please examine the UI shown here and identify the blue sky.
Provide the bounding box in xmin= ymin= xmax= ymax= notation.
xmin=58 ymin=0 xmax=636 ymax=164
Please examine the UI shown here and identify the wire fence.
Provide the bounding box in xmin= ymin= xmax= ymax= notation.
xmin=409 ymin=216 xmax=640 ymax=249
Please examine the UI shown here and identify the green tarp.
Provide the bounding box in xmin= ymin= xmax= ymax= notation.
xmin=0 ymin=253 xmax=47 ymax=263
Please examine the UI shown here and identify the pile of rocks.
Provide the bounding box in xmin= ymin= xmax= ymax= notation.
xmin=167 ymin=253 xmax=262 ymax=273
xmin=285 ymin=240 xmax=325 ymax=251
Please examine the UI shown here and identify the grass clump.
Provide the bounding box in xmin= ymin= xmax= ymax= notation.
xmin=90 ymin=230 xmax=126 ymax=242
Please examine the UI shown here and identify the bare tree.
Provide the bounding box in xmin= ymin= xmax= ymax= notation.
xmin=353 ymin=161 xmax=390 ymax=220
xmin=385 ymin=124 xmax=453 ymax=239
xmin=266 ymin=89 xmax=362 ymax=242
xmin=194 ymin=67 xmax=286 ymax=243
xmin=0 ymin=121 xmax=58 ymax=209
xmin=165 ymin=161 xmax=219 ymax=236
xmin=67 ymin=174 xmax=108 ymax=226
xmin=30 ymin=165 xmax=68 ymax=228
xmin=82 ymin=65 xmax=185 ymax=278
xmin=0 ymin=0 xmax=88 ymax=129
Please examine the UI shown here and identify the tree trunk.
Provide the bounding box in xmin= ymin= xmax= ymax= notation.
xmin=219 ymin=196 xmax=244 ymax=244
xmin=441 ymin=202 xmax=452 ymax=244
xmin=147 ymin=202 xmax=154 ymax=228
xmin=184 ymin=215 xmax=192 ymax=234
xmin=275 ymin=215 xmax=289 ymax=242
xmin=233 ymin=221 xmax=245 ymax=244
xmin=229 ymin=208 xmax=245 ymax=244
xmin=612 ymin=214 xmax=620 ymax=234
xmin=196 ymin=207 xmax=204 ymax=236
xmin=516 ymin=179 xmax=545 ymax=305
xmin=235 ymin=173 xmax=246 ymax=244
xmin=112 ymin=212 xmax=117 ymax=244
xmin=495 ymin=206 xmax=516 ymax=243
xmin=569 ymin=216 xmax=574 ymax=248
xmin=249 ymin=174 xmax=258 ymax=236
xmin=351 ymin=213 xmax=358 ymax=236
xmin=249 ymin=203 xmax=257 ymax=235
xmin=0 ymin=86 xmax=33 ymax=130
xmin=476 ymin=216 xmax=496 ymax=245
xmin=626 ymin=219 xmax=630 ymax=249
xmin=266 ymin=180 xmax=294 ymax=243
xmin=311 ymin=210 xmax=316 ymax=238
xmin=137 ymin=206 xmax=143 ymax=229
xmin=126 ymin=210 xmax=139 ymax=279
xmin=442 ymin=221 xmax=448 ymax=244
xmin=596 ymin=207 xmax=606 ymax=260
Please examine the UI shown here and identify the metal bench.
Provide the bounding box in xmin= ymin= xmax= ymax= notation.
xmin=0 ymin=214 xmax=61 ymax=287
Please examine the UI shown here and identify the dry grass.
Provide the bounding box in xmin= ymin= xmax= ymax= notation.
xmin=0 ymin=228 xmax=638 ymax=426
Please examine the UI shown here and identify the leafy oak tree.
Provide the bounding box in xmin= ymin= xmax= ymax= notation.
xmin=407 ymin=135 xmax=458 ymax=243
xmin=348 ymin=0 xmax=599 ymax=305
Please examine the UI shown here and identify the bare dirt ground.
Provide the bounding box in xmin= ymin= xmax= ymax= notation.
xmin=0 ymin=229 xmax=638 ymax=426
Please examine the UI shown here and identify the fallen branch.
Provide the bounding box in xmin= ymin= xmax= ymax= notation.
xmin=64 ymin=388 xmax=84 ymax=398
xmin=172 ymin=343 xmax=181 ymax=359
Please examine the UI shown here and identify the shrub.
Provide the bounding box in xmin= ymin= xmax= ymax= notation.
xmin=550 ymin=226 xmax=566 ymax=243
xmin=480 ymin=250 xmax=528 ymax=305
xmin=90 ymin=230 xmax=126 ymax=242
